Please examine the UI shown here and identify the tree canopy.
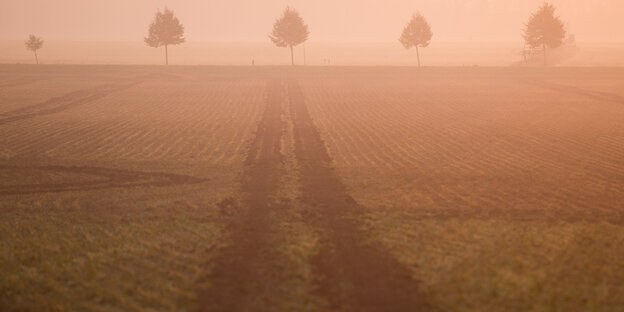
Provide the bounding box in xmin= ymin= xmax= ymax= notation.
xmin=269 ymin=7 xmax=309 ymax=65
xmin=524 ymin=3 xmax=566 ymax=50
xmin=145 ymin=8 xmax=185 ymax=48
xmin=25 ymin=34 xmax=43 ymax=52
xmin=400 ymin=13 xmax=432 ymax=67
xmin=400 ymin=13 xmax=432 ymax=49
xmin=145 ymin=7 xmax=185 ymax=65
xmin=25 ymin=34 xmax=44 ymax=64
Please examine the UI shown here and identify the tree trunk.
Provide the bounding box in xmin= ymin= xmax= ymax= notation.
xmin=34 ymin=50 xmax=39 ymax=65
xmin=543 ymin=42 xmax=547 ymax=67
xmin=165 ymin=44 xmax=169 ymax=66
xmin=416 ymin=46 xmax=421 ymax=67
xmin=290 ymin=45 xmax=294 ymax=66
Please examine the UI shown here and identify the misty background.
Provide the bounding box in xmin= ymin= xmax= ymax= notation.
xmin=1 ymin=0 xmax=623 ymax=65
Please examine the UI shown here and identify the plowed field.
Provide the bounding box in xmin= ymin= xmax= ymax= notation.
xmin=1 ymin=66 xmax=623 ymax=311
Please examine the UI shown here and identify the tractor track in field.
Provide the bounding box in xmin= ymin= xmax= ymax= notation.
xmin=0 ymin=78 xmax=40 ymax=88
xmin=199 ymin=79 xmax=287 ymax=311
xmin=0 ymin=82 xmax=138 ymax=126
xmin=200 ymin=77 xmax=430 ymax=311
xmin=0 ymin=165 xmax=207 ymax=195
xmin=288 ymin=79 xmax=431 ymax=312
xmin=518 ymin=79 xmax=624 ymax=105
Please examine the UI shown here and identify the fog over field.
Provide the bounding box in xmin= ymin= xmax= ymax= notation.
xmin=2 ymin=41 xmax=624 ymax=66
xmin=1 ymin=1 xmax=624 ymax=312
xmin=3 ymin=0 xmax=624 ymax=41
xmin=1 ymin=0 xmax=623 ymax=65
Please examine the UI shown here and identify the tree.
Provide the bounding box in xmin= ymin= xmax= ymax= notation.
xmin=269 ymin=7 xmax=309 ymax=66
xmin=144 ymin=7 xmax=185 ymax=65
xmin=25 ymin=35 xmax=43 ymax=65
xmin=399 ymin=13 xmax=432 ymax=67
xmin=523 ymin=3 xmax=566 ymax=66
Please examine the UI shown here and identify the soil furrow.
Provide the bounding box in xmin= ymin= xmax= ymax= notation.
xmin=518 ymin=79 xmax=624 ymax=105
xmin=0 ymin=165 xmax=206 ymax=195
xmin=287 ymin=79 xmax=432 ymax=312
xmin=0 ymin=78 xmax=39 ymax=88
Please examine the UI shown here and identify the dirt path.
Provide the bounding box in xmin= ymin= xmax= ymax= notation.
xmin=199 ymin=79 xmax=287 ymax=311
xmin=288 ymin=79 xmax=431 ymax=311
xmin=200 ymin=77 xmax=429 ymax=311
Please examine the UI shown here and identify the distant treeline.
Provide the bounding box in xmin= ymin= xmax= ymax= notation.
xmin=26 ymin=3 xmax=568 ymax=66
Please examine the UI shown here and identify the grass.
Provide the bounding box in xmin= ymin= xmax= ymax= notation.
xmin=0 ymin=187 xmax=227 ymax=311
xmin=0 ymin=154 xmax=242 ymax=311
xmin=367 ymin=209 xmax=624 ymax=311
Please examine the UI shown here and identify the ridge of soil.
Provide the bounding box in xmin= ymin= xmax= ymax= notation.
xmin=0 ymin=165 xmax=206 ymax=195
xmin=0 ymin=82 xmax=137 ymax=125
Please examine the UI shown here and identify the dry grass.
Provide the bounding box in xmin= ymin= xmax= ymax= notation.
xmin=368 ymin=211 xmax=624 ymax=311
xmin=1 ymin=198 xmax=224 ymax=311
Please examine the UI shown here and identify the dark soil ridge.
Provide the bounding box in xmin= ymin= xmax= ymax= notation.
xmin=0 ymin=165 xmax=206 ymax=195
xmin=518 ymin=78 xmax=624 ymax=105
xmin=199 ymin=79 xmax=287 ymax=311
xmin=287 ymin=79 xmax=433 ymax=312
xmin=0 ymin=78 xmax=39 ymax=88
xmin=0 ymin=82 xmax=138 ymax=126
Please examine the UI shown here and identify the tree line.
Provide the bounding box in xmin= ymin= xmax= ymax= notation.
xmin=26 ymin=3 xmax=566 ymax=67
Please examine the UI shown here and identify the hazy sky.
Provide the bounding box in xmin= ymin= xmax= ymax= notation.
xmin=1 ymin=0 xmax=623 ymax=42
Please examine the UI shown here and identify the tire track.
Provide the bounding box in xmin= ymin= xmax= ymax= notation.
xmin=0 ymin=78 xmax=40 ymax=88
xmin=288 ymin=79 xmax=432 ymax=312
xmin=0 ymin=82 xmax=137 ymax=126
xmin=0 ymin=165 xmax=206 ymax=195
xmin=518 ymin=78 xmax=624 ymax=105
xmin=199 ymin=79 xmax=286 ymax=311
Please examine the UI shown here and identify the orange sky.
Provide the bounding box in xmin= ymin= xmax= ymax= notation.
xmin=1 ymin=0 xmax=622 ymax=42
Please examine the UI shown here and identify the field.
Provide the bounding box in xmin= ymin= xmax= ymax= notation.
xmin=1 ymin=65 xmax=623 ymax=311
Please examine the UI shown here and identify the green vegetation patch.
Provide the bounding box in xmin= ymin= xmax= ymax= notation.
xmin=367 ymin=208 xmax=624 ymax=312
xmin=0 ymin=197 xmax=224 ymax=312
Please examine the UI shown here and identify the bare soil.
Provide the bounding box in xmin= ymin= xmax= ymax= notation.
xmin=0 ymin=82 xmax=137 ymax=126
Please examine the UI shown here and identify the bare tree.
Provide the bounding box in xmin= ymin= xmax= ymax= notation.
xmin=400 ymin=13 xmax=432 ymax=67
xmin=25 ymin=35 xmax=44 ymax=64
xmin=269 ymin=7 xmax=309 ymax=66
xmin=524 ymin=3 xmax=566 ymax=66
xmin=145 ymin=7 xmax=185 ymax=65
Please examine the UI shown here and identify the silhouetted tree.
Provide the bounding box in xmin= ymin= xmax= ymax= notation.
xmin=145 ymin=7 xmax=185 ymax=65
xmin=25 ymin=35 xmax=43 ymax=65
xmin=269 ymin=7 xmax=309 ymax=66
xmin=524 ymin=3 xmax=566 ymax=66
xmin=400 ymin=13 xmax=432 ymax=67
